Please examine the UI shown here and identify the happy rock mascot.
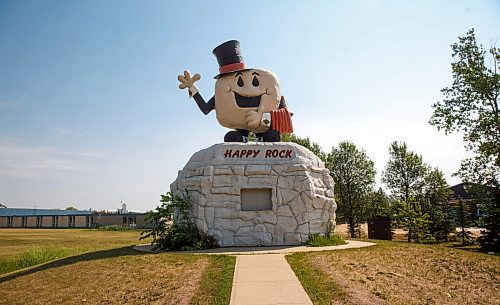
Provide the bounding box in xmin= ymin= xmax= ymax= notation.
xmin=177 ymin=40 xmax=293 ymax=142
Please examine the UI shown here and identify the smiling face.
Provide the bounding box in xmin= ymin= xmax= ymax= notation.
xmin=214 ymin=69 xmax=281 ymax=130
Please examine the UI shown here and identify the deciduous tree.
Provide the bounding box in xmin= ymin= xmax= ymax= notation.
xmin=382 ymin=141 xmax=428 ymax=205
xmin=327 ymin=141 xmax=376 ymax=238
xmin=281 ymin=134 xmax=326 ymax=162
xmin=430 ymin=28 xmax=499 ymax=251
xmin=366 ymin=188 xmax=391 ymax=220
xmin=382 ymin=141 xmax=428 ymax=242
xmin=429 ymin=28 xmax=499 ymax=187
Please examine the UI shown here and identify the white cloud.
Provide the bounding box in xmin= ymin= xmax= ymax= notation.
xmin=0 ymin=136 xmax=103 ymax=178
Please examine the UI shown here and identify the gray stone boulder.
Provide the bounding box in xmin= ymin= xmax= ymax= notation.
xmin=170 ymin=142 xmax=336 ymax=246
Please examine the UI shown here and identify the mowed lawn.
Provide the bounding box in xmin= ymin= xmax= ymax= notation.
xmin=0 ymin=229 xmax=235 ymax=305
xmin=287 ymin=240 xmax=500 ymax=305
xmin=0 ymin=229 xmax=142 ymax=261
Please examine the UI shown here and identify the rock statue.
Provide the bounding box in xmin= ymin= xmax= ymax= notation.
xmin=172 ymin=41 xmax=336 ymax=246
xmin=170 ymin=143 xmax=337 ymax=246
xmin=178 ymin=40 xmax=293 ymax=142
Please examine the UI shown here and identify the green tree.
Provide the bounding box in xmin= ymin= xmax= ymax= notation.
xmin=0 ymin=203 xmax=6 ymax=208
xmin=141 ymin=191 xmax=217 ymax=251
xmin=429 ymin=29 xmax=499 ymax=188
xmin=281 ymin=133 xmax=326 ymax=162
xmin=382 ymin=141 xmax=429 ymax=242
xmin=392 ymin=199 xmax=432 ymax=243
xmin=382 ymin=141 xmax=428 ymax=205
xmin=455 ymin=198 xmax=475 ymax=245
xmin=366 ymin=188 xmax=391 ymax=220
xmin=422 ymin=169 xmax=454 ymax=241
xmin=327 ymin=141 xmax=376 ymax=238
xmin=65 ymin=206 xmax=78 ymax=210
xmin=430 ymin=28 xmax=499 ymax=251
xmin=474 ymin=187 xmax=500 ymax=252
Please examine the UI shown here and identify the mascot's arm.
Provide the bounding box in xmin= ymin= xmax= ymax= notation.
xmin=178 ymin=70 xmax=214 ymax=115
xmin=193 ymin=93 xmax=215 ymax=115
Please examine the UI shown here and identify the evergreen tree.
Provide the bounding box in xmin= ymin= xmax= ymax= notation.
xmin=422 ymin=169 xmax=454 ymax=241
xmin=392 ymin=199 xmax=432 ymax=243
xmin=475 ymin=190 xmax=500 ymax=252
xmin=455 ymin=198 xmax=474 ymax=245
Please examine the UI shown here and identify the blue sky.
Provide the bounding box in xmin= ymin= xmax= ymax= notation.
xmin=1 ymin=0 xmax=499 ymax=211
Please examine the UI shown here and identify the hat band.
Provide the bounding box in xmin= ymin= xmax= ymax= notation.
xmin=219 ymin=62 xmax=246 ymax=74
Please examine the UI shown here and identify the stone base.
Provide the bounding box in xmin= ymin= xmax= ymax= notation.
xmin=170 ymin=142 xmax=336 ymax=247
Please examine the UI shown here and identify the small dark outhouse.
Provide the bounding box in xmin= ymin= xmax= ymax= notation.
xmin=367 ymin=216 xmax=392 ymax=240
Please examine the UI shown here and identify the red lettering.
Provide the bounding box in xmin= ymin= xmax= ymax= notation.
xmin=265 ymin=150 xmax=272 ymax=158
xmin=252 ymin=150 xmax=260 ymax=158
xmin=279 ymin=150 xmax=286 ymax=158
xmin=240 ymin=150 xmax=248 ymax=158
xmin=285 ymin=150 xmax=292 ymax=158
xmin=224 ymin=150 xmax=232 ymax=158
xmin=272 ymin=150 xmax=278 ymax=157
xmin=232 ymin=150 xmax=240 ymax=158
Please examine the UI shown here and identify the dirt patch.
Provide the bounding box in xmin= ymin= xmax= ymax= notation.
xmin=0 ymin=251 xmax=208 ymax=305
xmin=334 ymin=223 xmax=369 ymax=238
xmin=299 ymin=241 xmax=500 ymax=304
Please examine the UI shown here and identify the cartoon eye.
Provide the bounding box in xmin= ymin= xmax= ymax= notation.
xmin=237 ymin=76 xmax=244 ymax=87
xmin=252 ymin=76 xmax=259 ymax=87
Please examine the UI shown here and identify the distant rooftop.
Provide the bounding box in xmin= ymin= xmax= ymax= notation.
xmin=450 ymin=182 xmax=500 ymax=200
xmin=0 ymin=208 xmax=94 ymax=217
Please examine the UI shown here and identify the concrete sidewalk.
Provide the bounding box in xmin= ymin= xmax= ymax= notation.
xmin=133 ymin=240 xmax=376 ymax=255
xmin=230 ymin=254 xmax=313 ymax=305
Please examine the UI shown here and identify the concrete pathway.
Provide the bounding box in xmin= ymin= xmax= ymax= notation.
xmin=230 ymin=254 xmax=313 ymax=305
xmin=133 ymin=240 xmax=377 ymax=304
xmin=133 ymin=240 xmax=375 ymax=255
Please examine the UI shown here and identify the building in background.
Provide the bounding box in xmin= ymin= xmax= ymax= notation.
xmin=0 ymin=208 xmax=151 ymax=229
xmin=450 ymin=183 xmax=500 ymax=221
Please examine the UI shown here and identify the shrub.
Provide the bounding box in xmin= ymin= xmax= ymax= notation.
xmin=140 ymin=191 xmax=218 ymax=251
xmin=97 ymin=225 xmax=134 ymax=231
xmin=306 ymin=234 xmax=346 ymax=247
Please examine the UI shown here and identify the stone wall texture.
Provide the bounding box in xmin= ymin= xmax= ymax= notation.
xmin=170 ymin=142 xmax=336 ymax=246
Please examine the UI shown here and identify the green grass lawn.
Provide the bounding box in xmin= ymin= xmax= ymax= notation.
xmin=0 ymin=229 xmax=235 ymax=305
xmin=0 ymin=229 xmax=144 ymax=274
xmin=0 ymin=229 xmax=142 ymax=260
xmin=287 ymin=240 xmax=500 ymax=305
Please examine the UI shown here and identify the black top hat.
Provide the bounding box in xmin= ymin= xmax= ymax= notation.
xmin=213 ymin=40 xmax=250 ymax=78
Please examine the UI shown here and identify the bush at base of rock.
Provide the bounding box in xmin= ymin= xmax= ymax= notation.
xmin=155 ymin=221 xmax=218 ymax=251
xmin=141 ymin=191 xmax=219 ymax=251
xmin=305 ymin=234 xmax=346 ymax=247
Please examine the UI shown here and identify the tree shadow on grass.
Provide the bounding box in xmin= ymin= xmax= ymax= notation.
xmin=0 ymin=246 xmax=155 ymax=284
xmin=446 ymin=243 xmax=484 ymax=254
